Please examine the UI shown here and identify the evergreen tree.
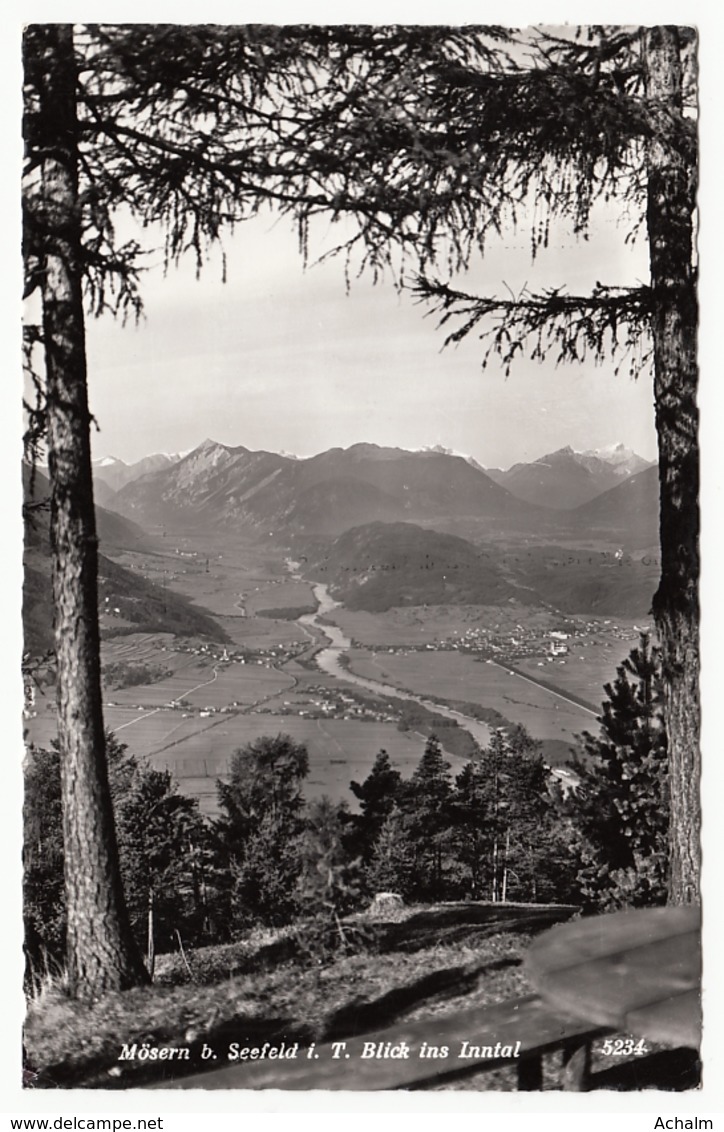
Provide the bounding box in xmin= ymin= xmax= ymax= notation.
xmin=479 ymin=730 xmax=512 ymax=903
xmin=215 ymin=735 xmax=309 ymax=928
xmin=403 ymin=736 xmax=454 ymax=901
xmin=348 ymin=748 xmax=403 ymax=860
xmin=217 ymin=734 xmax=309 ymax=829
xmin=366 ymin=806 xmax=417 ymax=901
xmin=561 ymin=635 xmax=669 ymax=910
xmin=227 ymin=813 xmax=304 ymax=930
xmin=23 ymin=746 xmax=65 ymax=976
xmin=495 ymin=733 xmax=575 ymax=904
xmin=448 ymin=758 xmax=487 ymax=900
xmin=107 ymin=745 xmax=213 ymax=966
xmin=450 ymin=728 xmax=575 ymax=904
xmin=23 ymin=736 xmax=211 ymax=980
xmin=295 ymin=797 xmax=368 ymax=960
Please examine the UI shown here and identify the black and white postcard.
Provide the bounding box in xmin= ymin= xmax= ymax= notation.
xmin=14 ymin=15 xmax=718 ymax=1122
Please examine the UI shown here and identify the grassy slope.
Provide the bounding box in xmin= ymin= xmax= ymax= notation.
xmin=24 ymin=903 xmax=579 ymax=1090
xmin=97 ymin=555 xmax=230 ymax=643
xmin=23 ymin=469 xmax=229 ymax=654
xmin=23 ymin=542 xmax=229 ymax=655
xmin=27 ymin=901 xmax=694 ymax=1092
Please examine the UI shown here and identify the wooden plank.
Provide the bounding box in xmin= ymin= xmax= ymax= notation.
xmin=625 ymin=989 xmax=702 ymax=1049
xmin=153 ymin=994 xmax=610 ymax=1092
xmin=527 ymin=907 xmax=699 ymax=975
xmin=525 ymin=907 xmax=701 ymax=1048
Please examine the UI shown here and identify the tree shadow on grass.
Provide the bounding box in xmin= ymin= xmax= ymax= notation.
xmin=375 ymin=903 xmax=579 ymax=953
xmin=324 ymin=957 xmax=520 ymax=1042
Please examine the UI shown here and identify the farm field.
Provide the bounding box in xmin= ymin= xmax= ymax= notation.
xmin=183 ymin=665 xmax=294 ymax=708
xmin=345 ymin=649 xmax=597 ymax=747
xmin=24 ymin=704 xmax=63 ymax=750
xmin=30 ymin=528 xmax=656 ymax=817
xmin=514 ymin=636 xmax=641 ymax=708
xmin=101 ymin=661 xmax=293 ymax=711
xmin=244 ymin=580 xmax=317 ymax=615
xmin=101 ymin=632 xmax=178 ymax=664
xmin=108 ymin=535 xmax=290 ymax=621
xmin=214 ymin=614 xmax=308 ymax=650
xmin=104 ymin=551 xmax=312 ymax=650
xmin=27 ymin=701 xmax=461 ymax=817
xmin=107 ymin=707 xmax=197 ymax=752
xmin=145 ymin=716 xmax=462 ymax=814
xmin=25 ymin=704 xmax=197 ymax=756
xmin=169 ymin=566 xmax=284 ymax=617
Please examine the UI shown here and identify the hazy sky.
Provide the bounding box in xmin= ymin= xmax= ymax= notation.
xmin=83 ymin=197 xmax=659 ymax=469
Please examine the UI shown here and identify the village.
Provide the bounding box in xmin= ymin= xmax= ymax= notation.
xmin=343 ymin=614 xmax=652 ymax=667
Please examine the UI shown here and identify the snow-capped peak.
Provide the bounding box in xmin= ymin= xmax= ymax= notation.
xmin=572 ymin=443 xmax=653 ymax=479
xmin=93 ymin=455 xmax=126 ymax=468
xmin=577 ymin=442 xmax=633 ymax=461
xmin=416 ymin=444 xmax=487 ymax=473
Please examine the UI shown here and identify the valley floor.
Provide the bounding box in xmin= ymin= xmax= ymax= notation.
xmin=25 ymin=530 xmax=651 ymax=811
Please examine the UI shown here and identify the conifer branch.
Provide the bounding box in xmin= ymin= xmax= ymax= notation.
xmin=414 ymin=276 xmax=653 ymax=377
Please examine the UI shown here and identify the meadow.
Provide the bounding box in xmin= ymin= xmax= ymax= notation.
xmin=345 ymin=649 xmax=597 ymax=747
xmin=513 ymin=634 xmax=644 ymax=707
xmin=145 ymin=715 xmax=459 ymax=813
xmin=244 ymin=579 xmax=317 ymax=615
xmin=27 ymin=699 xmax=461 ymax=815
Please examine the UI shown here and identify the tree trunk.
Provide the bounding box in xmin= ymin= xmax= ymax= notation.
xmin=147 ymin=889 xmax=155 ymax=981
xmin=644 ymin=27 xmax=700 ymax=904
xmin=26 ymin=24 xmax=149 ymax=997
xmin=501 ymin=827 xmax=510 ymax=902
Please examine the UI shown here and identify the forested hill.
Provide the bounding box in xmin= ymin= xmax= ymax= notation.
xmin=309 ymin=521 xmax=657 ymax=618
xmin=23 ymin=469 xmax=228 ymax=654
xmin=309 ymin=522 xmax=535 ymax=612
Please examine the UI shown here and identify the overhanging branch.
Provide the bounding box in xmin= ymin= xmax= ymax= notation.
xmin=414 ymin=276 xmax=653 ymax=376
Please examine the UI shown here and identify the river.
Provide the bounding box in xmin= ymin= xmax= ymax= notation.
xmin=297 ymin=581 xmax=491 ymax=750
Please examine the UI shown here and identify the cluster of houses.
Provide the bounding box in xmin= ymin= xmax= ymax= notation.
xmin=164 ymin=637 xmax=308 ymax=668
xmin=258 ymin=685 xmax=398 ymax=723
xmin=345 ymin=615 xmax=650 ymax=667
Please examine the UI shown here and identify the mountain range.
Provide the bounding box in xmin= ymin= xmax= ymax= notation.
xmin=24 ymin=437 xmax=660 ymax=648
xmin=92 ymin=452 xmax=186 ymax=493
xmin=564 ymin=463 xmax=660 ymax=547
xmin=485 ymin=444 xmax=654 ymax=509
xmin=107 ymin=439 xmax=545 ymax=537
xmin=99 ymin=438 xmax=657 ymax=547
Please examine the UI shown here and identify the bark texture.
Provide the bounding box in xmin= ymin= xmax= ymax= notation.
xmin=27 ymin=25 xmax=148 ymax=998
xmin=644 ymin=27 xmax=700 ymax=904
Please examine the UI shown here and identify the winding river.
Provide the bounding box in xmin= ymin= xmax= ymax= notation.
xmin=297 ymin=581 xmax=491 ymax=750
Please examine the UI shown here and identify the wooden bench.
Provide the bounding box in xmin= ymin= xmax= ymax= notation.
xmin=154 ymin=992 xmax=612 ymax=1091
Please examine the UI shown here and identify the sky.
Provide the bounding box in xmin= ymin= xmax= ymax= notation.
xmin=81 ymin=195 xmax=659 ymax=470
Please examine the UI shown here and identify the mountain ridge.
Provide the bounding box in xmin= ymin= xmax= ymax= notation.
xmin=485 ymin=444 xmax=654 ymax=509
xmin=110 ymin=439 xmax=546 ymax=538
